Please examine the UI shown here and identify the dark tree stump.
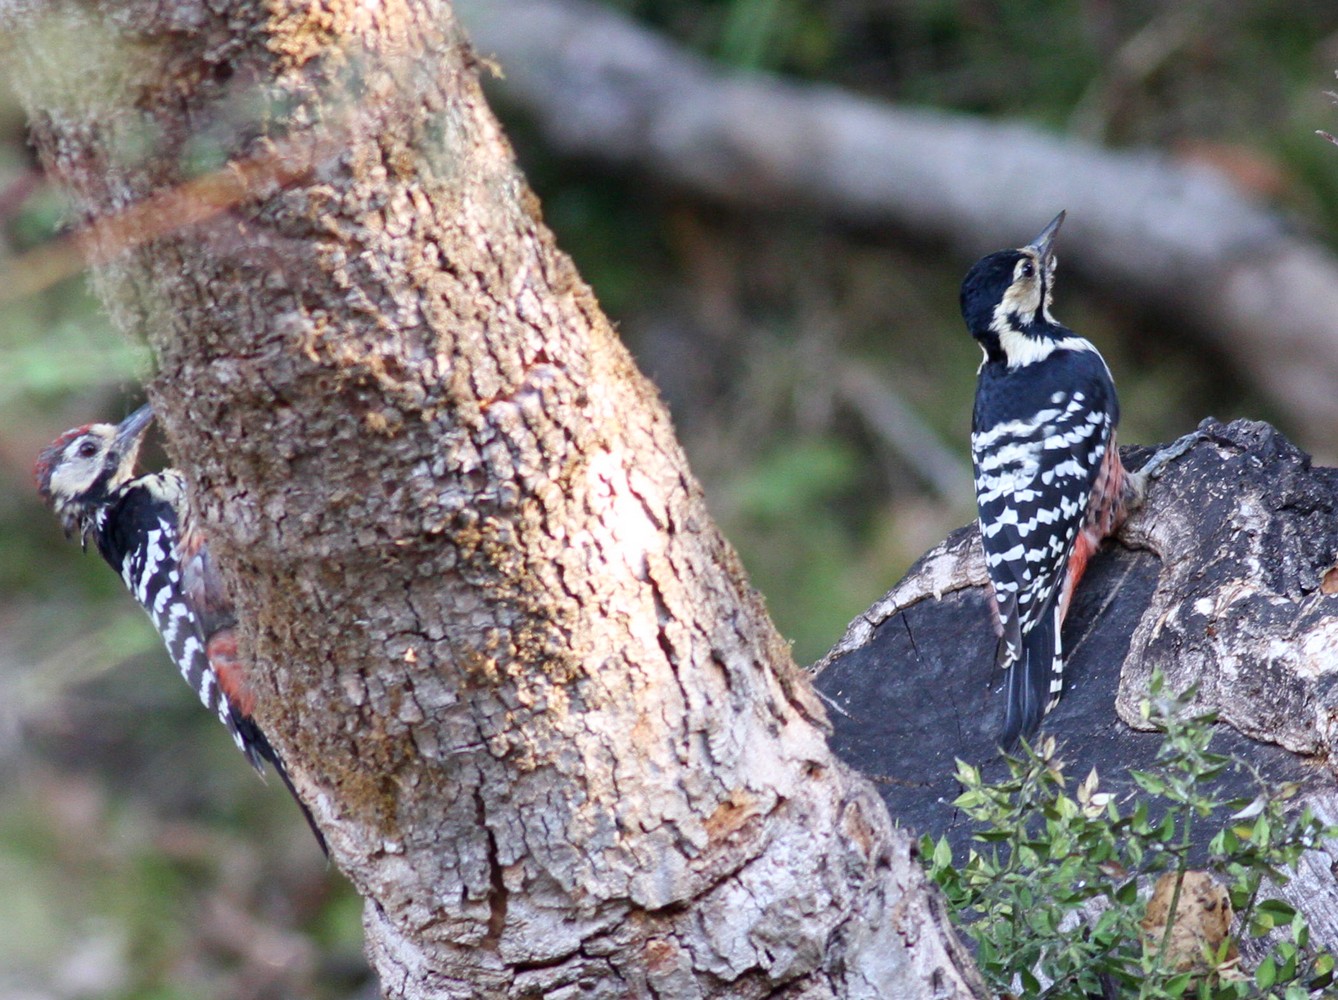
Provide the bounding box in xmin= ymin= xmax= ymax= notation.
xmin=811 ymin=418 xmax=1338 ymax=944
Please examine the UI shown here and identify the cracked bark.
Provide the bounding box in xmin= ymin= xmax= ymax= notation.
xmin=814 ymin=419 xmax=1338 ymax=954
xmin=1 ymin=1 xmax=986 ymax=997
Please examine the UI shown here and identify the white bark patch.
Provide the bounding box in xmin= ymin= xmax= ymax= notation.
xmin=585 ymin=446 xmax=662 ymax=583
xmin=1298 ymin=618 xmax=1338 ymax=680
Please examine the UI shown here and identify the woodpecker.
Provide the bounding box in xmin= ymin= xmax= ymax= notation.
xmin=961 ymin=211 xmax=1139 ymax=747
xmin=35 ymin=405 xmax=325 ymax=851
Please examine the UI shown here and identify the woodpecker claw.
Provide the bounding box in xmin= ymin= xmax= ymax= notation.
xmin=1139 ymin=428 xmax=1206 ymax=479
xmin=1124 ymin=428 xmax=1207 ymax=511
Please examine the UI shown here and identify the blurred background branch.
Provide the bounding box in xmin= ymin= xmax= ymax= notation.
xmin=459 ymin=0 xmax=1338 ymax=453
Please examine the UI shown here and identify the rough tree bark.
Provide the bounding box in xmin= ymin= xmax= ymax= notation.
xmin=0 ymin=1 xmax=985 ymax=997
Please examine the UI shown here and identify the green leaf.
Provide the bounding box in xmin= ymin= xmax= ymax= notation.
xmin=1253 ymin=814 xmax=1273 ymax=846
xmin=1269 ymin=948 xmax=1296 ymax=984
xmin=1256 ymin=954 xmax=1277 ymax=989
xmin=1131 ymin=770 xmax=1167 ymax=796
xmin=954 ymin=759 xmax=980 ymax=786
xmin=1196 ymin=761 xmax=1228 ymax=782
xmin=1257 ymin=899 xmax=1296 ymax=920
xmin=1309 ymin=960 xmax=1336 ymax=991
xmin=975 ymin=934 xmax=995 ymax=965
xmin=1291 ymin=913 xmax=1307 ymax=949
xmin=1156 ymin=811 xmax=1178 ymax=842
xmin=933 ymin=835 xmax=952 ymax=869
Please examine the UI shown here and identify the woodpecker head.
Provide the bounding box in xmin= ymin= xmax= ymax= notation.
xmin=960 ymin=211 xmax=1066 ymax=366
xmin=35 ymin=404 xmax=155 ymax=540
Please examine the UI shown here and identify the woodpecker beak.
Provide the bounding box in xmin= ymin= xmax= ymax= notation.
xmin=1026 ymin=211 xmax=1066 ymax=267
xmin=111 ymin=403 xmax=155 ymax=472
xmin=114 ymin=403 xmax=154 ymax=450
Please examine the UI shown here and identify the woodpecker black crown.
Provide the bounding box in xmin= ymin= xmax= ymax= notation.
xmin=961 ymin=211 xmax=1067 ymax=367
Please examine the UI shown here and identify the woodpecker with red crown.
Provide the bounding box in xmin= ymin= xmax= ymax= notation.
xmin=35 ymin=405 xmax=324 ymax=851
xmin=961 ymin=212 xmax=1196 ymax=746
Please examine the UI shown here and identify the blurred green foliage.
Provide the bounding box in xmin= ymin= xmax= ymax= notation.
xmin=2 ymin=1 xmax=1338 ymax=997
xmin=610 ymin=0 xmax=833 ymax=73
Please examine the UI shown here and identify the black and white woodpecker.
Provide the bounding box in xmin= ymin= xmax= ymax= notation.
xmin=35 ymin=405 xmax=324 ymax=851
xmin=962 ymin=212 xmax=1163 ymax=746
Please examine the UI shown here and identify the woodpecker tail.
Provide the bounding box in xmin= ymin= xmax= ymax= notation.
xmin=267 ymin=750 xmax=330 ymax=858
xmin=234 ymin=712 xmax=329 ymax=856
xmin=1000 ymin=599 xmax=1063 ymax=749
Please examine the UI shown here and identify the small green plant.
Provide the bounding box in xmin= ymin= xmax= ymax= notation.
xmin=922 ymin=671 xmax=1337 ymax=998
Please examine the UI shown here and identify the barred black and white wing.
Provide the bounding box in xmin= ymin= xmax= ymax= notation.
xmin=971 ymin=347 xmax=1118 ymax=743
xmin=106 ymin=475 xmax=325 ymax=850
xmin=96 ymin=471 xmax=256 ymax=764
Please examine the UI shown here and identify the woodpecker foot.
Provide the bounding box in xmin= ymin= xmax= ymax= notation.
xmin=1139 ymin=427 xmax=1208 ymax=480
xmin=1126 ymin=426 xmax=1208 ymax=508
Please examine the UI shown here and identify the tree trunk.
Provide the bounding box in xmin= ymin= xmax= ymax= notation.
xmin=0 ymin=1 xmax=985 ymax=996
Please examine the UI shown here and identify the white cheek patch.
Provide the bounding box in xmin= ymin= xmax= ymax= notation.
xmin=996 ymin=278 xmax=1041 ymax=322
xmin=53 ymin=464 xmax=92 ymax=500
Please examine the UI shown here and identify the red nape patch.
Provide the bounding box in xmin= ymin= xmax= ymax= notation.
xmin=33 ymin=425 xmax=94 ymax=497
xmin=207 ymin=630 xmax=257 ymax=717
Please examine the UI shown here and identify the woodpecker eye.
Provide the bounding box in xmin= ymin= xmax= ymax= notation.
xmin=1019 ymin=260 xmax=1035 ymax=280
xmin=77 ymin=440 xmax=99 ymax=459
